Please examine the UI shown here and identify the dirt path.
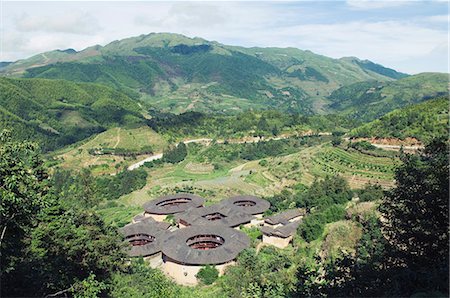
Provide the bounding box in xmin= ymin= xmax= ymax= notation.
xmin=113 ymin=128 xmax=121 ymax=148
xmin=371 ymin=144 xmax=423 ymax=151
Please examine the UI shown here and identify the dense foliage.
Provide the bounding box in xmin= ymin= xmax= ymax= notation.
xmin=296 ymin=176 xmax=353 ymax=211
xmin=110 ymin=259 xmax=182 ymax=298
xmin=192 ymin=136 xmax=330 ymax=164
xmin=0 ymin=133 xmax=126 ymax=297
xmin=95 ymin=169 xmax=148 ymax=200
xmin=357 ymin=183 xmax=384 ymax=202
xmin=52 ymin=168 xmax=147 ymax=203
xmin=163 ymin=142 xmax=188 ymax=163
xmin=350 ymin=96 xmax=449 ymax=142
xmin=380 ymin=138 xmax=449 ymax=295
xmin=147 ymin=109 xmax=359 ymax=139
xmin=219 ymin=247 xmax=296 ymax=297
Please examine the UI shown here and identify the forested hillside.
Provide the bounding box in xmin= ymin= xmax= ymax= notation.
xmin=350 ymin=97 xmax=449 ymax=142
xmin=328 ymin=73 xmax=448 ymax=121
xmin=0 ymin=78 xmax=144 ymax=151
xmin=1 ymin=33 xmax=406 ymax=114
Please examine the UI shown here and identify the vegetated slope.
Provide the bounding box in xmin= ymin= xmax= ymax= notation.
xmin=328 ymin=73 xmax=449 ymax=121
xmin=1 ymin=33 xmax=405 ymax=114
xmin=349 ymin=96 xmax=449 ymax=143
xmin=0 ymin=77 xmax=144 ymax=151
xmin=55 ymin=126 xmax=167 ymax=175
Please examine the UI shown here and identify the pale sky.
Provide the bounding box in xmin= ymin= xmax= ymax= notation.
xmin=1 ymin=1 xmax=448 ymax=74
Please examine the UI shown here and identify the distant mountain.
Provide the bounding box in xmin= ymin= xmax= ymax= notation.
xmin=339 ymin=57 xmax=408 ymax=80
xmin=327 ymin=73 xmax=449 ymax=121
xmin=350 ymin=96 xmax=449 ymax=142
xmin=1 ymin=32 xmax=407 ymax=114
xmin=0 ymin=77 xmax=144 ymax=151
xmin=0 ymin=62 xmax=12 ymax=70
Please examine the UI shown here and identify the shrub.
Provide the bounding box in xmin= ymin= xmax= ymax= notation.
xmin=196 ymin=265 xmax=219 ymax=285
xmin=358 ymin=183 xmax=384 ymax=202
xmin=259 ymin=159 xmax=268 ymax=167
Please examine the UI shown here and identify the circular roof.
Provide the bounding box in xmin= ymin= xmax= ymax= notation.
xmin=161 ymin=225 xmax=250 ymax=265
xmin=119 ymin=221 xmax=169 ymax=257
xmin=143 ymin=193 xmax=205 ymax=215
xmin=220 ymin=195 xmax=270 ymax=215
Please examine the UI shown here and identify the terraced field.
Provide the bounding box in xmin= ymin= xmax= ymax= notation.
xmin=261 ymin=144 xmax=398 ymax=189
xmin=311 ymin=146 xmax=396 ymax=181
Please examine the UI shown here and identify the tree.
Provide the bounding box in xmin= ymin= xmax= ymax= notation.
xmin=110 ymin=258 xmax=181 ymax=298
xmin=296 ymin=176 xmax=353 ymax=211
xmin=358 ymin=183 xmax=384 ymax=202
xmin=0 ymin=131 xmax=127 ymax=297
xmin=380 ymin=138 xmax=449 ymax=295
xmin=196 ymin=265 xmax=219 ymax=285
xmin=26 ymin=204 xmax=125 ymax=296
xmin=256 ymin=116 xmax=269 ymax=137
xmin=331 ymin=136 xmax=342 ymax=147
xmin=163 ymin=142 xmax=187 ymax=164
xmin=0 ymin=130 xmax=50 ymax=295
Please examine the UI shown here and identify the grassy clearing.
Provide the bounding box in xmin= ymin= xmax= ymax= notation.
xmin=321 ymin=220 xmax=363 ymax=259
xmin=96 ymin=204 xmax=142 ymax=228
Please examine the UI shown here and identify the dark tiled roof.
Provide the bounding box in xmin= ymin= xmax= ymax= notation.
xmin=143 ymin=193 xmax=205 ymax=215
xmin=264 ymin=208 xmax=305 ymax=225
xmin=161 ymin=225 xmax=250 ymax=265
xmin=133 ymin=213 xmax=146 ymax=222
xmin=175 ymin=204 xmax=254 ymax=228
xmin=219 ymin=195 xmax=270 ymax=215
xmin=260 ymin=220 xmax=301 ymax=238
xmin=119 ymin=220 xmax=170 ymax=257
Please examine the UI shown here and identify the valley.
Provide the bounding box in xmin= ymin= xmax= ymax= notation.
xmin=1 ymin=32 xmax=448 ymax=298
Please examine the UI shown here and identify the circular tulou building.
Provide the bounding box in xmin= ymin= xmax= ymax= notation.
xmin=161 ymin=225 xmax=250 ymax=285
xmin=119 ymin=218 xmax=171 ymax=267
xmin=143 ymin=193 xmax=205 ymax=221
xmin=220 ymin=195 xmax=271 ymax=219
xmin=122 ymin=193 xmax=273 ymax=285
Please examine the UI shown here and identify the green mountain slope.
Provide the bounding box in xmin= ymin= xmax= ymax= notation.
xmin=1 ymin=33 xmax=406 ymax=114
xmin=328 ymin=73 xmax=449 ymax=121
xmin=349 ymin=97 xmax=449 ymax=142
xmin=0 ymin=78 xmax=144 ymax=151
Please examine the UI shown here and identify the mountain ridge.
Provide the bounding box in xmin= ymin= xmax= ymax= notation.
xmin=1 ymin=32 xmax=408 ymax=114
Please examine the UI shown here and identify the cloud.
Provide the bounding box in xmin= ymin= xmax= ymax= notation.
xmin=260 ymin=20 xmax=447 ymax=73
xmin=1 ymin=1 xmax=447 ymax=73
xmin=15 ymin=11 xmax=101 ymax=35
xmin=346 ymin=0 xmax=413 ymax=10
xmin=426 ymin=14 xmax=449 ymax=23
